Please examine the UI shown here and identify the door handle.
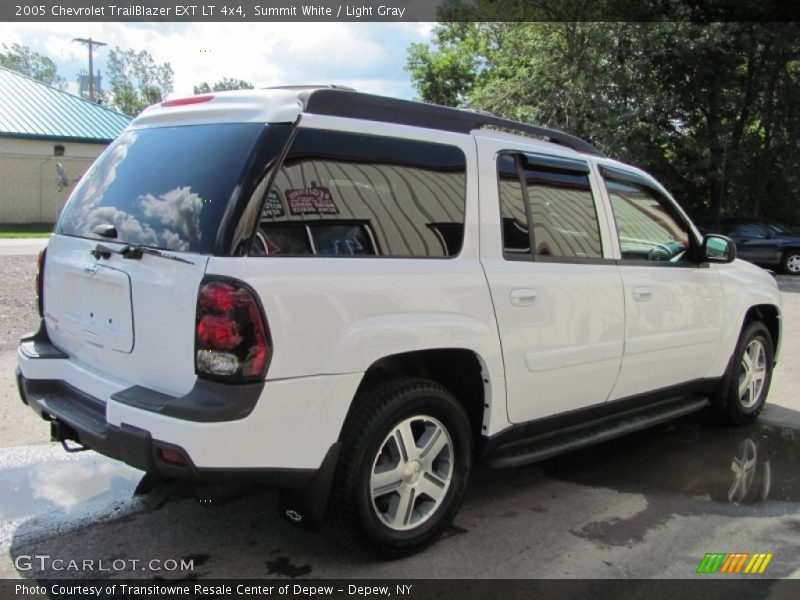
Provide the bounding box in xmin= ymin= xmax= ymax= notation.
xmin=510 ymin=288 xmax=539 ymax=306
xmin=632 ymin=286 xmax=652 ymax=301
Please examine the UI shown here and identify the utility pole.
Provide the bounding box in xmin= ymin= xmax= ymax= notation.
xmin=73 ymin=37 xmax=107 ymax=100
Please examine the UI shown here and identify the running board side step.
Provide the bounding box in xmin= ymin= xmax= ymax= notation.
xmin=485 ymin=396 xmax=710 ymax=469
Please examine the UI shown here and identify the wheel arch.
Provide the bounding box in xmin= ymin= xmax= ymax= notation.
xmin=743 ymin=304 xmax=782 ymax=364
xmin=780 ymin=246 xmax=800 ymax=258
xmin=341 ymin=348 xmax=492 ymax=454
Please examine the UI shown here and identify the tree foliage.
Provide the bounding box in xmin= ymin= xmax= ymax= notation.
xmin=193 ymin=78 xmax=254 ymax=94
xmin=0 ymin=43 xmax=65 ymax=88
xmin=407 ymin=18 xmax=800 ymax=223
xmin=106 ymin=47 xmax=174 ymax=116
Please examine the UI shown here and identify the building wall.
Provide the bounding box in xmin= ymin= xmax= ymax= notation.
xmin=0 ymin=137 xmax=107 ymax=224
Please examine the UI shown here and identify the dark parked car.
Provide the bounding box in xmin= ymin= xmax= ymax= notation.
xmin=702 ymin=217 xmax=800 ymax=274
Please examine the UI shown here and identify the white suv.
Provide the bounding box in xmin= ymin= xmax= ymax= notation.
xmin=16 ymin=87 xmax=782 ymax=557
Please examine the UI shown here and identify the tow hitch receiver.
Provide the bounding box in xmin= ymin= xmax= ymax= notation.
xmin=50 ymin=419 xmax=89 ymax=453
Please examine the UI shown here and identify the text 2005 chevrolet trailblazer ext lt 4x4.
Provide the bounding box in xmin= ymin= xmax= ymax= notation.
xmin=17 ymin=88 xmax=782 ymax=557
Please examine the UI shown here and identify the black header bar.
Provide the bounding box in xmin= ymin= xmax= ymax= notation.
xmin=3 ymin=1 xmax=799 ymax=23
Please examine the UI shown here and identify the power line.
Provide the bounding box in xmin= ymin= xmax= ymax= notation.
xmin=72 ymin=37 xmax=107 ymax=101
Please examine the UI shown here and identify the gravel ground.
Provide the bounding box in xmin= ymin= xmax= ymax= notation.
xmin=0 ymin=255 xmax=47 ymax=447
xmin=0 ymin=256 xmax=39 ymax=352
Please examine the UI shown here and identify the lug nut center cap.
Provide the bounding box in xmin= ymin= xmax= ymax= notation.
xmin=403 ymin=460 xmax=422 ymax=484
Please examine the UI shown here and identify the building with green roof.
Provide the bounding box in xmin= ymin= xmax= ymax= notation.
xmin=0 ymin=66 xmax=131 ymax=224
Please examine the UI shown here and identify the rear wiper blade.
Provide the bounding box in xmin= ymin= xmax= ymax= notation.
xmin=90 ymin=243 xmax=194 ymax=265
xmin=90 ymin=243 xmax=116 ymax=260
xmin=121 ymin=244 xmax=195 ymax=265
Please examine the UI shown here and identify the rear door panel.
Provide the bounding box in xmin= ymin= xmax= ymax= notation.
xmin=476 ymin=139 xmax=624 ymax=424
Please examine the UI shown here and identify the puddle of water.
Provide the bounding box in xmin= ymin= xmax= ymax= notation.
xmin=0 ymin=448 xmax=143 ymax=521
xmin=539 ymin=412 xmax=800 ymax=506
xmin=2 ymin=411 xmax=797 ymax=527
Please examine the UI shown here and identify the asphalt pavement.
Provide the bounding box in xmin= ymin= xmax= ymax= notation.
xmin=2 ymin=412 xmax=799 ymax=580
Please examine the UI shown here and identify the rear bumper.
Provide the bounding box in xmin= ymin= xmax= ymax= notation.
xmin=17 ymin=371 xmax=330 ymax=487
xmin=17 ymin=324 xmax=361 ymax=485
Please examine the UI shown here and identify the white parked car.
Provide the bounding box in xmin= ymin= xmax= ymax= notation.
xmin=17 ymin=88 xmax=782 ymax=557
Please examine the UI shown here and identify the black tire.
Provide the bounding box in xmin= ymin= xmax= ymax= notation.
xmin=711 ymin=321 xmax=773 ymax=425
xmin=329 ymin=376 xmax=473 ymax=558
xmin=781 ymin=250 xmax=800 ymax=275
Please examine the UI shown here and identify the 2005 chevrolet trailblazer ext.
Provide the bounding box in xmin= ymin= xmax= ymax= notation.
xmin=17 ymin=87 xmax=782 ymax=557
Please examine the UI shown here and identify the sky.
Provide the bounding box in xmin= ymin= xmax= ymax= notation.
xmin=0 ymin=22 xmax=434 ymax=100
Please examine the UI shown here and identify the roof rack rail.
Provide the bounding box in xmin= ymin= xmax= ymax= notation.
xmin=298 ymin=89 xmax=605 ymax=158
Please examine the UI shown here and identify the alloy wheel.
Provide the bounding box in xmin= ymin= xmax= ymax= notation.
xmin=738 ymin=338 xmax=767 ymax=408
xmin=370 ymin=415 xmax=454 ymax=531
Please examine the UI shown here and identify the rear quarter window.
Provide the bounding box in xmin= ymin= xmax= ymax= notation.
xmin=57 ymin=123 xmax=266 ymax=254
xmin=247 ymin=129 xmax=467 ymax=258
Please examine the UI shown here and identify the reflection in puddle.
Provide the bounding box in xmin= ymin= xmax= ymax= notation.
xmin=0 ymin=450 xmax=142 ymax=521
xmin=31 ymin=460 xmax=141 ymax=511
xmin=725 ymin=438 xmax=770 ymax=504
xmin=539 ymin=414 xmax=800 ymax=506
xmin=1 ymin=414 xmax=799 ymax=528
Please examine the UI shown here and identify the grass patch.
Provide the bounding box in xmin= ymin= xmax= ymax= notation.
xmin=0 ymin=223 xmax=54 ymax=238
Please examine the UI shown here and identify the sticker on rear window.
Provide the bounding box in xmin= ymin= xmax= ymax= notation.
xmin=262 ymin=189 xmax=285 ymax=218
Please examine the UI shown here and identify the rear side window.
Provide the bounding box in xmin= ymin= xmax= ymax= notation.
xmin=57 ymin=123 xmax=266 ymax=253
xmin=729 ymin=223 xmax=768 ymax=237
xmin=497 ymin=153 xmax=602 ymax=260
xmin=249 ymin=129 xmax=467 ymax=258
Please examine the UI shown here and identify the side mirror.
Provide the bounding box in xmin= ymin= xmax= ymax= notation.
xmin=703 ymin=234 xmax=736 ymax=264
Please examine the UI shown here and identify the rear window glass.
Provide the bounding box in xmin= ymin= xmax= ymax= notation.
xmin=57 ymin=123 xmax=264 ymax=253
xmin=248 ymin=129 xmax=467 ymax=258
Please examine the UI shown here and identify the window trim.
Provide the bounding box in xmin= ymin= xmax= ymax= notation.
xmin=243 ymin=125 xmax=299 ymax=257
xmin=496 ymin=153 xmax=532 ymax=261
xmin=516 ymin=154 xmax=539 ymax=261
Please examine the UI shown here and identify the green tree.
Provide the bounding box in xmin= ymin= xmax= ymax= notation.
xmin=0 ymin=43 xmax=65 ymax=88
xmin=106 ymin=47 xmax=173 ymax=116
xmin=407 ymin=18 xmax=800 ymax=224
xmin=193 ymin=77 xmax=254 ymax=94
xmin=406 ymin=24 xmax=478 ymax=106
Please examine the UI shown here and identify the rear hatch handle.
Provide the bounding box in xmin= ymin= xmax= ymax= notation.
xmin=91 ymin=243 xmax=195 ymax=265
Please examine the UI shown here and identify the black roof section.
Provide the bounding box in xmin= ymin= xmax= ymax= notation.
xmin=297 ymin=89 xmax=605 ymax=158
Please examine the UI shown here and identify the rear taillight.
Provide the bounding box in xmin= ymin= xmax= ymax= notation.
xmin=35 ymin=248 xmax=46 ymax=317
xmin=195 ymin=277 xmax=271 ymax=382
